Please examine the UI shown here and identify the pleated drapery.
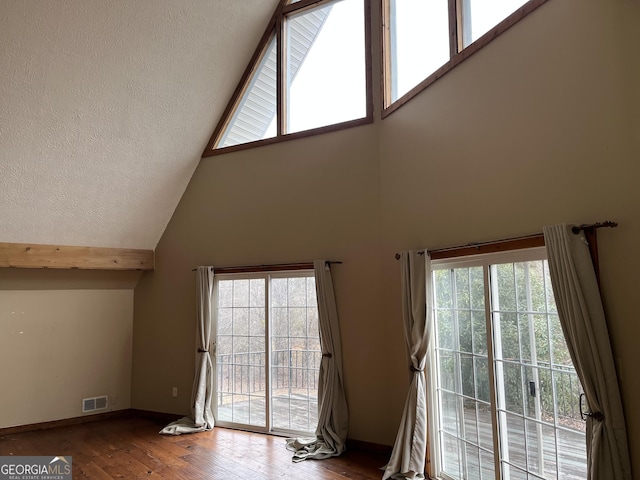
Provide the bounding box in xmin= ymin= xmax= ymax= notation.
xmin=543 ymin=224 xmax=631 ymax=480
xmin=383 ymin=251 xmax=431 ymax=480
xmin=286 ymin=260 xmax=348 ymax=461
xmin=160 ymin=266 xmax=215 ymax=435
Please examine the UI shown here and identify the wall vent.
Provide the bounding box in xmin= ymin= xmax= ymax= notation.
xmin=82 ymin=395 xmax=108 ymax=413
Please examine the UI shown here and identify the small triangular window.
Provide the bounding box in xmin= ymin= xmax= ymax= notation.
xmin=217 ymin=35 xmax=278 ymax=149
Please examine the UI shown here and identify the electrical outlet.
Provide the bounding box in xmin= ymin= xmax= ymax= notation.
xmin=172 ymin=387 xmax=178 ymax=398
xmin=111 ymin=394 xmax=118 ymax=406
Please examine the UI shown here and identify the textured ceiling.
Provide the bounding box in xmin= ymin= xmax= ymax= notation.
xmin=0 ymin=0 xmax=278 ymax=249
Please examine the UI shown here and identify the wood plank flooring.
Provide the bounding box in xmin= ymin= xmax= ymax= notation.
xmin=0 ymin=414 xmax=390 ymax=479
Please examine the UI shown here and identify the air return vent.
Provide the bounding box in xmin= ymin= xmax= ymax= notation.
xmin=82 ymin=395 xmax=108 ymax=413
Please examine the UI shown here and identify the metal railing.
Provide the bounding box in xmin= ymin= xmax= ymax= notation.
xmin=216 ymin=349 xmax=321 ymax=402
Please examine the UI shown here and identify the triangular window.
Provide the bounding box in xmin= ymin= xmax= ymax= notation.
xmin=217 ymin=35 xmax=278 ymax=149
xmin=203 ymin=0 xmax=372 ymax=156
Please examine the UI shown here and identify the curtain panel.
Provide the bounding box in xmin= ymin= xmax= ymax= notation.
xmin=543 ymin=224 xmax=631 ymax=480
xmin=286 ymin=260 xmax=349 ymax=461
xmin=383 ymin=250 xmax=432 ymax=480
xmin=160 ymin=266 xmax=215 ymax=435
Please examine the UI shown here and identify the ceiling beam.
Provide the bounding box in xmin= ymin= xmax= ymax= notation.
xmin=0 ymin=242 xmax=154 ymax=271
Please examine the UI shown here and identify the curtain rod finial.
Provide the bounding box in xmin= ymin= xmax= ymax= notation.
xmin=572 ymin=221 xmax=619 ymax=235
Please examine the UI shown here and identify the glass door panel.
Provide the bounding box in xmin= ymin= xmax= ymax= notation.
xmin=215 ymin=278 xmax=267 ymax=427
xmin=491 ymin=260 xmax=586 ymax=479
xmin=434 ymin=266 xmax=495 ymax=480
xmin=270 ymin=275 xmax=320 ymax=433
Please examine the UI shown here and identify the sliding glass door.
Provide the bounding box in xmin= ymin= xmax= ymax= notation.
xmin=213 ymin=271 xmax=320 ymax=435
xmin=431 ymin=248 xmax=587 ymax=480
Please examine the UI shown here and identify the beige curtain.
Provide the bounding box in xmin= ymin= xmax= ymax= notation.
xmin=160 ymin=266 xmax=215 ymax=435
xmin=286 ymin=260 xmax=348 ymax=461
xmin=383 ymin=251 xmax=431 ymax=480
xmin=543 ymin=224 xmax=631 ymax=479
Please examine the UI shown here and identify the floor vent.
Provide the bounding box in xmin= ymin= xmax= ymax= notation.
xmin=82 ymin=395 xmax=108 ymax=413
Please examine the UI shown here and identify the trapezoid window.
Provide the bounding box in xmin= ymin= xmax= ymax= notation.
xmin=383 ymin=0 xmax=546 ymax=111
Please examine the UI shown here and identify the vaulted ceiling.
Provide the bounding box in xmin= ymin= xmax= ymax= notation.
xmin=0 ymin=0 xmax=279 ymax=250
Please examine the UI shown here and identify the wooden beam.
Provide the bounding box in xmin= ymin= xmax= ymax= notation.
xmin=0 ymin=242 xmax=154 ymax=271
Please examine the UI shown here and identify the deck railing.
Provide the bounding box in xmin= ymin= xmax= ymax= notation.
xmin=216 ymin=349 xmax=321 ymax=400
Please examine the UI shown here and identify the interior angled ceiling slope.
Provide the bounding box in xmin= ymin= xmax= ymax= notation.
xmin=0 ymin=0 xmax=278 ymax=250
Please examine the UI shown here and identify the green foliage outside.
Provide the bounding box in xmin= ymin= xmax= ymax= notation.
xmin=434 ymin=261 xmax=584 ymax=430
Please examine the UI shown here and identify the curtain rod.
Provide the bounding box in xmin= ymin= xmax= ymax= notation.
xmin=191 ymin=260 xmax=342 ymax=272
xmin=394 ymin=221 xmax=618 ymax=260
xmin=571 ymin=221 xmax=618 ymax=234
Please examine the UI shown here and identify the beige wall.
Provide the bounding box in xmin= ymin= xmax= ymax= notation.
xmin=0 ymin=287 xmax=134 ymax=428
xmin=378 ymin=0 xmax=640 ymax=470
xmin=132 ymin=124 xmax=387 ymax=440
xmin=133 ymin=0 xmax=639 ymax=473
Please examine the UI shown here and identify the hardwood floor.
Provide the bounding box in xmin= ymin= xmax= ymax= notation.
xmin=0 ymin=414 xmax=390 ymax=479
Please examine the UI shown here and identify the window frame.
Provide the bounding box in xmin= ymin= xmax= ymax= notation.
xmin=381 ymin=0 xmax=550 ymax=117
xmin=203 ymin=0 xmax=373 ymax=157
xmin=428 ymin=246 xmax=586 ymax=479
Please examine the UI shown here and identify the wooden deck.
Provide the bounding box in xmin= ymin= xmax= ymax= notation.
xmin=217 ymin=392 xmax=318 ymax=433
xmin=440 ymin=406 xmax=587 ymax=479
